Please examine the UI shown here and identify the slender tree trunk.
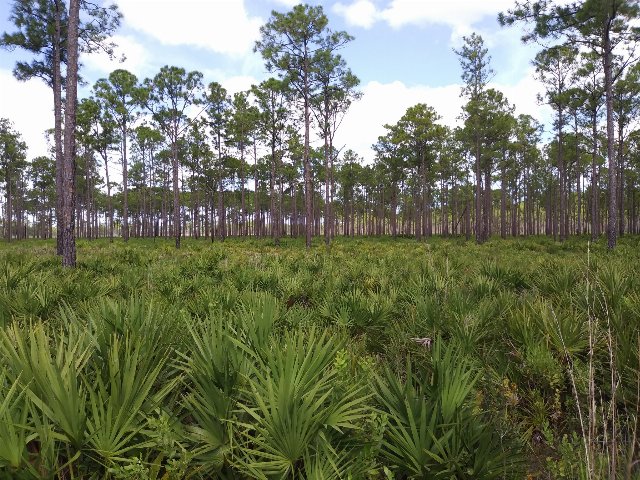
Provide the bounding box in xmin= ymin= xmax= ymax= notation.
xmin=323 ymin=129 xmax=330 ymax=247
xmin=591 ymin=111 xmax=600 ymax=240
xmin=329 ymin=138 xmax=335 ymax=239
xmin=5 ymin=172 xmax=11 ymax=242
xmin=103 ymin=153 xmax=114 ymax=242
xmin=270 ymin=139 xmax=280 ymax=245
xmin=292 ymin=183 xmax=297 ymax=238
xmin=604 ymin=24 xmax=617 ymax=250
xmin=122 ymin=120 xmax=129 ymax=242
xmin=61 ymin=0 xmax=80 ymax=267
xmin=218 ymin=178 xmax=225 ymax=241
xmin=172 ymin=130 xmax=181 ymax=249
xmin=240 ymin=144 xmax=246 ymax=237
xmin=484 ymin=168 xmax=491 ymax=240
xmin=511 ymin=181 xmax=518 ymax=237
xmin=254 ymin=138 xmax=259 ymax=237
xmin=391 ymin=183 xmax=397 ymax=238
xmin=475 ymin=133 xmax=482 ymax=243
xmin=303 ymin=55 xmax=312 ymax=249
xmin=414 ymin=177 xmax=421 ymax=241
xmin=577 ymin=170 xmax=582 ymax=235
xmin=465 ymin=195 xmax=471 ymax=241
xmin=617 ymin=122 xmax=625 ymax=237
xmin=53 ymin=0 xmax=64 ymax=255
xmin=500 ymin=160 xmax=506 ymax=239
xmin=558 ymin=108 xmax=566 ymax=241
xmin=85 ymin=150 xmax=92 ymax=239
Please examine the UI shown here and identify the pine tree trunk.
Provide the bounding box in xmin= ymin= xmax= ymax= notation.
xmin=577 ymin=170 xmax=582 ymax=235
xmin=61 ymin=0 xmax=80 ymax=267
xmin=303 ymin=80 xmax=312 ymax=248
xmin=475 ymin=133 xmax=482 ymax=244
xmin=323 ymin=131 xmax=330 ymax=247
xmin=484 ymin=168 xmax=491 ymax=241
xmin=240 ymin=144 xmax=246 ymax=237
xmin=617 ymin=122 xmax=625 ymax=237
xmin=5 ymin=171 xmax=11 ymax=242
xmin=53 ymin=0 xmax=64 ymax=255
xmin=557 ymin=107 xmax=566 ymax=241
xmin=123 ymin=120 xmax=129 ymax=242
xmin=218 ymin=179 xmax=225 ymax=241
xmin=591 ymin=111 xmax=600 ymax=240
xmin=172 ymin=133 xmax=181 ymax=249
xmin=254 ymin=138 xmax=260 ymax=237
xmin=604 ymin=23 xmax=617 ymax=250
xmin=500 ymin=162 xmax=506 ymax=239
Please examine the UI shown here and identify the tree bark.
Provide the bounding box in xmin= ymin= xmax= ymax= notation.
xmin=591 ymin=111 xmax=600 ymax=240
xmin=604 ymin=19 xmax=617 ymax=250
xmin=558 ymin=108 xmax=566 ymax=241
xmin=53 ymin=0 xmax=64 ymax=255
xmin=475 ymin=131 xmax=482 ymax=243
xmin=303 ymin=48 xmax=312 ymax=249
xmin=5 ymin=171 xmax=11 ymax=242
xmin=323 ymin=126 xmax=330 ymax=247
xmin=617 ymin=121 xmax=625 ymax=237
xmin=122 ymin=119 xmax=129 ymax=242
xmin=500 ymin=160 xmax=506 ymax=239
xmin=61 ymin=0 xmax=80 ymax=267
xmin=484 ymin=167 xmax=491 ymax=240
xmin=172 ymin=131 xmax=181 ymax=249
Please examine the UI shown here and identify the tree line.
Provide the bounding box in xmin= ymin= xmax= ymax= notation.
xmin=1 ymin=1 xmax=640 ymax=267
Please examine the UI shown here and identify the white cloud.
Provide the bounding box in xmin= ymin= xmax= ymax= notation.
xmin=333 ymin=0 xmax=378 ymax=29
xmin=333 ymin=0 xmax=514 ymax=40
xmin=272 ymin=0 xmax=299 ymax=6
xmin=222 ymin=75 xmax=259 ymax=95
xmin=84 ymin=35 xmax=150 ymax=76
xmin=114 ymin=0 xmax=263 ymax=56
xmin=493 ymin=67 xmax=551 ymax=126
xmin=333 ymin=80 xmax=463 ymax=161
xmin=0 ymin=70 xmax=52 ymax=160
xmin=380 ymin=0 xmax=513 ymax=31
xmin=202 ymin=67 xmax=259 ymax=93
xmin=333 ymin=73 xmax=549 ymax=161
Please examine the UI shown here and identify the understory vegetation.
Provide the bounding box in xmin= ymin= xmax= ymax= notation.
xmin=1 ymin=236 xmax=639 ymax=479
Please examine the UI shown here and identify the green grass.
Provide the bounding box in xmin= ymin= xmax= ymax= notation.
xmin=0 ymin=235 xmax=639 ymax=479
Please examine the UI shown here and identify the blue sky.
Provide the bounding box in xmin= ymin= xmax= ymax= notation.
xmin=0 ymin=0 xmax=550 ymax=162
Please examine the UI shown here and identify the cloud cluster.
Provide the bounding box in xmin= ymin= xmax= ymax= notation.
xmin=0 ymin=70 xmax=53 ymax=160
xmin=114 ymin=0 xmax=262 ymax=56
xmin=84 ymin=34 xmax=150 ymax=76
xmin=333 ymin=0 xmax=514 ymax=39
xmin=333 ymin=70 xmax=548 ymax=162
xmin=333 ymin=0 xmax=379 ymax=29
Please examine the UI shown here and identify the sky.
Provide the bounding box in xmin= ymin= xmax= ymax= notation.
xmin=0 ymin=0 xmax=552 ymax=163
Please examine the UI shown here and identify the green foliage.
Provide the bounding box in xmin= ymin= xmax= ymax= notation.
xmin=0 ymin=236 xmax=639 ymax=478
xmin=375 ymin=340 xmax=520 ymax=479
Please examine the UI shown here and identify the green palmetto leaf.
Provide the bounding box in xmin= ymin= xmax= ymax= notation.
xmin=178 ymin=311 xmax=245 ymax=469
xmin=375 ymin=362 xmax=437 ymax=477
xmin=0 ymin=371 xmax=35 ymax=470
xmin=303 ymin=436 xmax=366 ymax=480
xmin=0 ymin=322 xmax=91 ymax=449
xmin=85 ymin=333 xmax=174 ymax=463
xmin=234 ymin=292 xmax=280 ymax=352
xmin=233 ymin=327 xmax=370 ymax=478
xmin=376 ymin=339 xmax=521 ymax=479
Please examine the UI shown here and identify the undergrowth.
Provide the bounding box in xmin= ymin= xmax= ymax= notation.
xmin=0 ymin=235 xmax=639 ymax=479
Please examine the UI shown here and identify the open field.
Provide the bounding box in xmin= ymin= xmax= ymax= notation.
xmin=1 ymin=236 xmax=640 ymax=479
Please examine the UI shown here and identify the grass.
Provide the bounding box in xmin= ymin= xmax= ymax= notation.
xmin=0 ymin=235 xmax=639 ymax=479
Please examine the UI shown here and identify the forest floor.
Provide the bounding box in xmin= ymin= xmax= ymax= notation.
xmin=1 ymin=235 xmax=639 ymax=478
